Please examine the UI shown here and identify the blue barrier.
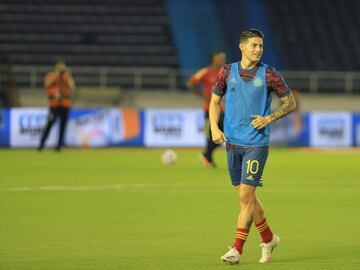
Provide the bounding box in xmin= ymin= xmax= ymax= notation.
xmin=8 ymin=108 xmax=144 ymax=148
xmin=68 ymin=109 xmax=144 ymax=147
xmin=0 ymin=109 xmax=10 ymax=147
xmin=2 ymin=108 xmax=360 ymax=148
xmin=352 ymin=113 xmax=360 ymax=146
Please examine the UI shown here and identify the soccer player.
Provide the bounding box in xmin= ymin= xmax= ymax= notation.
xmin=209 ymin=29 xmax=296 ymax=264
xmin=187 ymin=51 xmax=226 ymax=168
xmin=38 ymin=60 xmax=75 ymax=151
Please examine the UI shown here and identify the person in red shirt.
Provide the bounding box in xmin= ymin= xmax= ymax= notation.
xmin=38 ymin=60 xmax=75 ymax=151
xmin=187 ymin=51 xmax=226 ymax=168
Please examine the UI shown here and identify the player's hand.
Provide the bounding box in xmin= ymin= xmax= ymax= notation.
xmin=211 ymin=127 xmax=227 ymax=144
xmin=53 ymin=70 xmax=61 ymax=77
xmin=250 ymin=115 xmax=271 ymax=129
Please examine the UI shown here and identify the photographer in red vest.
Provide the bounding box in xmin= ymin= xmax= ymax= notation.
xmin=38 ymin=60 xmax=75 ymax=151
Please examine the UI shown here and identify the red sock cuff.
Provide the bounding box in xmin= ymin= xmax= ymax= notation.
xmin=234 ymin=228 xmax=249 ymax=254
xmin=235 ymin=228 xmax=249 ymax=240
xmin=236 ymin=228 xmax=250 ymax=233
xmin=255 ymin=218 xmax=273 ymax=243
xmin=255 ymin=218 xmax=267 ymax=228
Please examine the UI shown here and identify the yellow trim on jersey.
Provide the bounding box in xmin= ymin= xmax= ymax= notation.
xmin=193 ymin=67 xmax=208 ymax=81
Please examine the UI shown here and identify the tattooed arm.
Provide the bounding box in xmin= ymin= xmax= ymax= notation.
xmin=270 ymin=93 xmax=297 ymax=122
xmin=251 ymin=93 xmax=296 ymax=129
xmin=251 ymin=66 xmax=297 ymax=130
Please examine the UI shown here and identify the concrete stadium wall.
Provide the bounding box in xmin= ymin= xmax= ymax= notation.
xmin=16 ymin=89 xmax=360 ymax=112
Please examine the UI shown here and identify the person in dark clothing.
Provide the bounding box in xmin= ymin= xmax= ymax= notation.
xmin=38 ymin=60 xmax=75 ymax=151
xmin=187 ymin=51 xmax=226 ymax=168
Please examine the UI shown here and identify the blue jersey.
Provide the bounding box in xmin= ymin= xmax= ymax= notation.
xmin=224 ymin=62 xmax=272 ymax=146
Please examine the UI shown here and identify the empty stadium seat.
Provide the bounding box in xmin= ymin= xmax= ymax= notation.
xmin=263 ymin=0 xmax=360 ymax=71
xmin=0 ymin=0 xmax=178 ymax=68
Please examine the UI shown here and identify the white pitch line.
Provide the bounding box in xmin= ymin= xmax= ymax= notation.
xmin=0 ymin=183 xmax=223 ymax=192
xmin=0 ymin=184 xmax=356 ymax=193
xmin=0 ymin=184 xmax=164 ymax=192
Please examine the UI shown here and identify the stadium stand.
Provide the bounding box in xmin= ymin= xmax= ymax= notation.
xmin=165 ymin=0 xmax=226 ymax=71
xmin=215 ymin=0 xmax=280 ymax=67
xmin=214 ymin=0 xmax=360 ymax=71
xmin=1 ymin=0 xmax=359 ymax=97
xmin=0 ymin=0 xmax=178 ymax=68
xmin=263 ymin=0 xmax=360 ymax=71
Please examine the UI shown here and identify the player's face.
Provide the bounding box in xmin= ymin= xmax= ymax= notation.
xmin=239 ymin=37 xmax=263 ymax=63
xmin=212 ymin=53 xmax=226 ymax=68
xmin=54 ymin=61 xmax=66 ymax=72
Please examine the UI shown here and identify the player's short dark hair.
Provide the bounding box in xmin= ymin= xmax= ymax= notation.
xmin=209 ymin=51 xmax=225 ymax=63
xmin=239 ymin=29 xmax=264 ymax=43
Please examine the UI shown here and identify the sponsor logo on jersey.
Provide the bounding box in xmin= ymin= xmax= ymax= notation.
xmin=253 ymin=76 xmax=264 ymax=88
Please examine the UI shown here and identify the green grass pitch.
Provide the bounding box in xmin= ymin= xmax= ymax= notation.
xmin=0 ymin=148 xmax=359 ymax=270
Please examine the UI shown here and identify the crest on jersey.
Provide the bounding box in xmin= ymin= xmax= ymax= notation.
xmin=229 ymin=77 xmax=237 ymax=83
xmin=253 ymin=77 xmax=264 ymax=88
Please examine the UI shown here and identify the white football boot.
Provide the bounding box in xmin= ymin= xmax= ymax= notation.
xmin=220 ymin=247 xmax=240 ymax=264
xmin=259 ymin=234 xmax=280 ymax=263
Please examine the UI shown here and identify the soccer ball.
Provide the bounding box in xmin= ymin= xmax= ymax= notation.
xmin=160 ymin=149 xmax=177 ymax=165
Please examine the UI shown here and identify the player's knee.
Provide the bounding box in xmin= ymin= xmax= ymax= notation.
xmin=239 ymin=193 xmax=255 ymax=208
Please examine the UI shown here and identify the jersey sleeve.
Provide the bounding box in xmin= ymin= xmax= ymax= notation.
xmin=266 ymin=66 xmax=291 ymax=98
xmin=212 ymin=64 xmax=230 ymax=96
xmin=189 ymin=67 xmax=208 ymax=85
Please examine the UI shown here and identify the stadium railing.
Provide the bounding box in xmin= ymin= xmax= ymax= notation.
xmin=2 ymin=66 xmax=360 ymax=94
